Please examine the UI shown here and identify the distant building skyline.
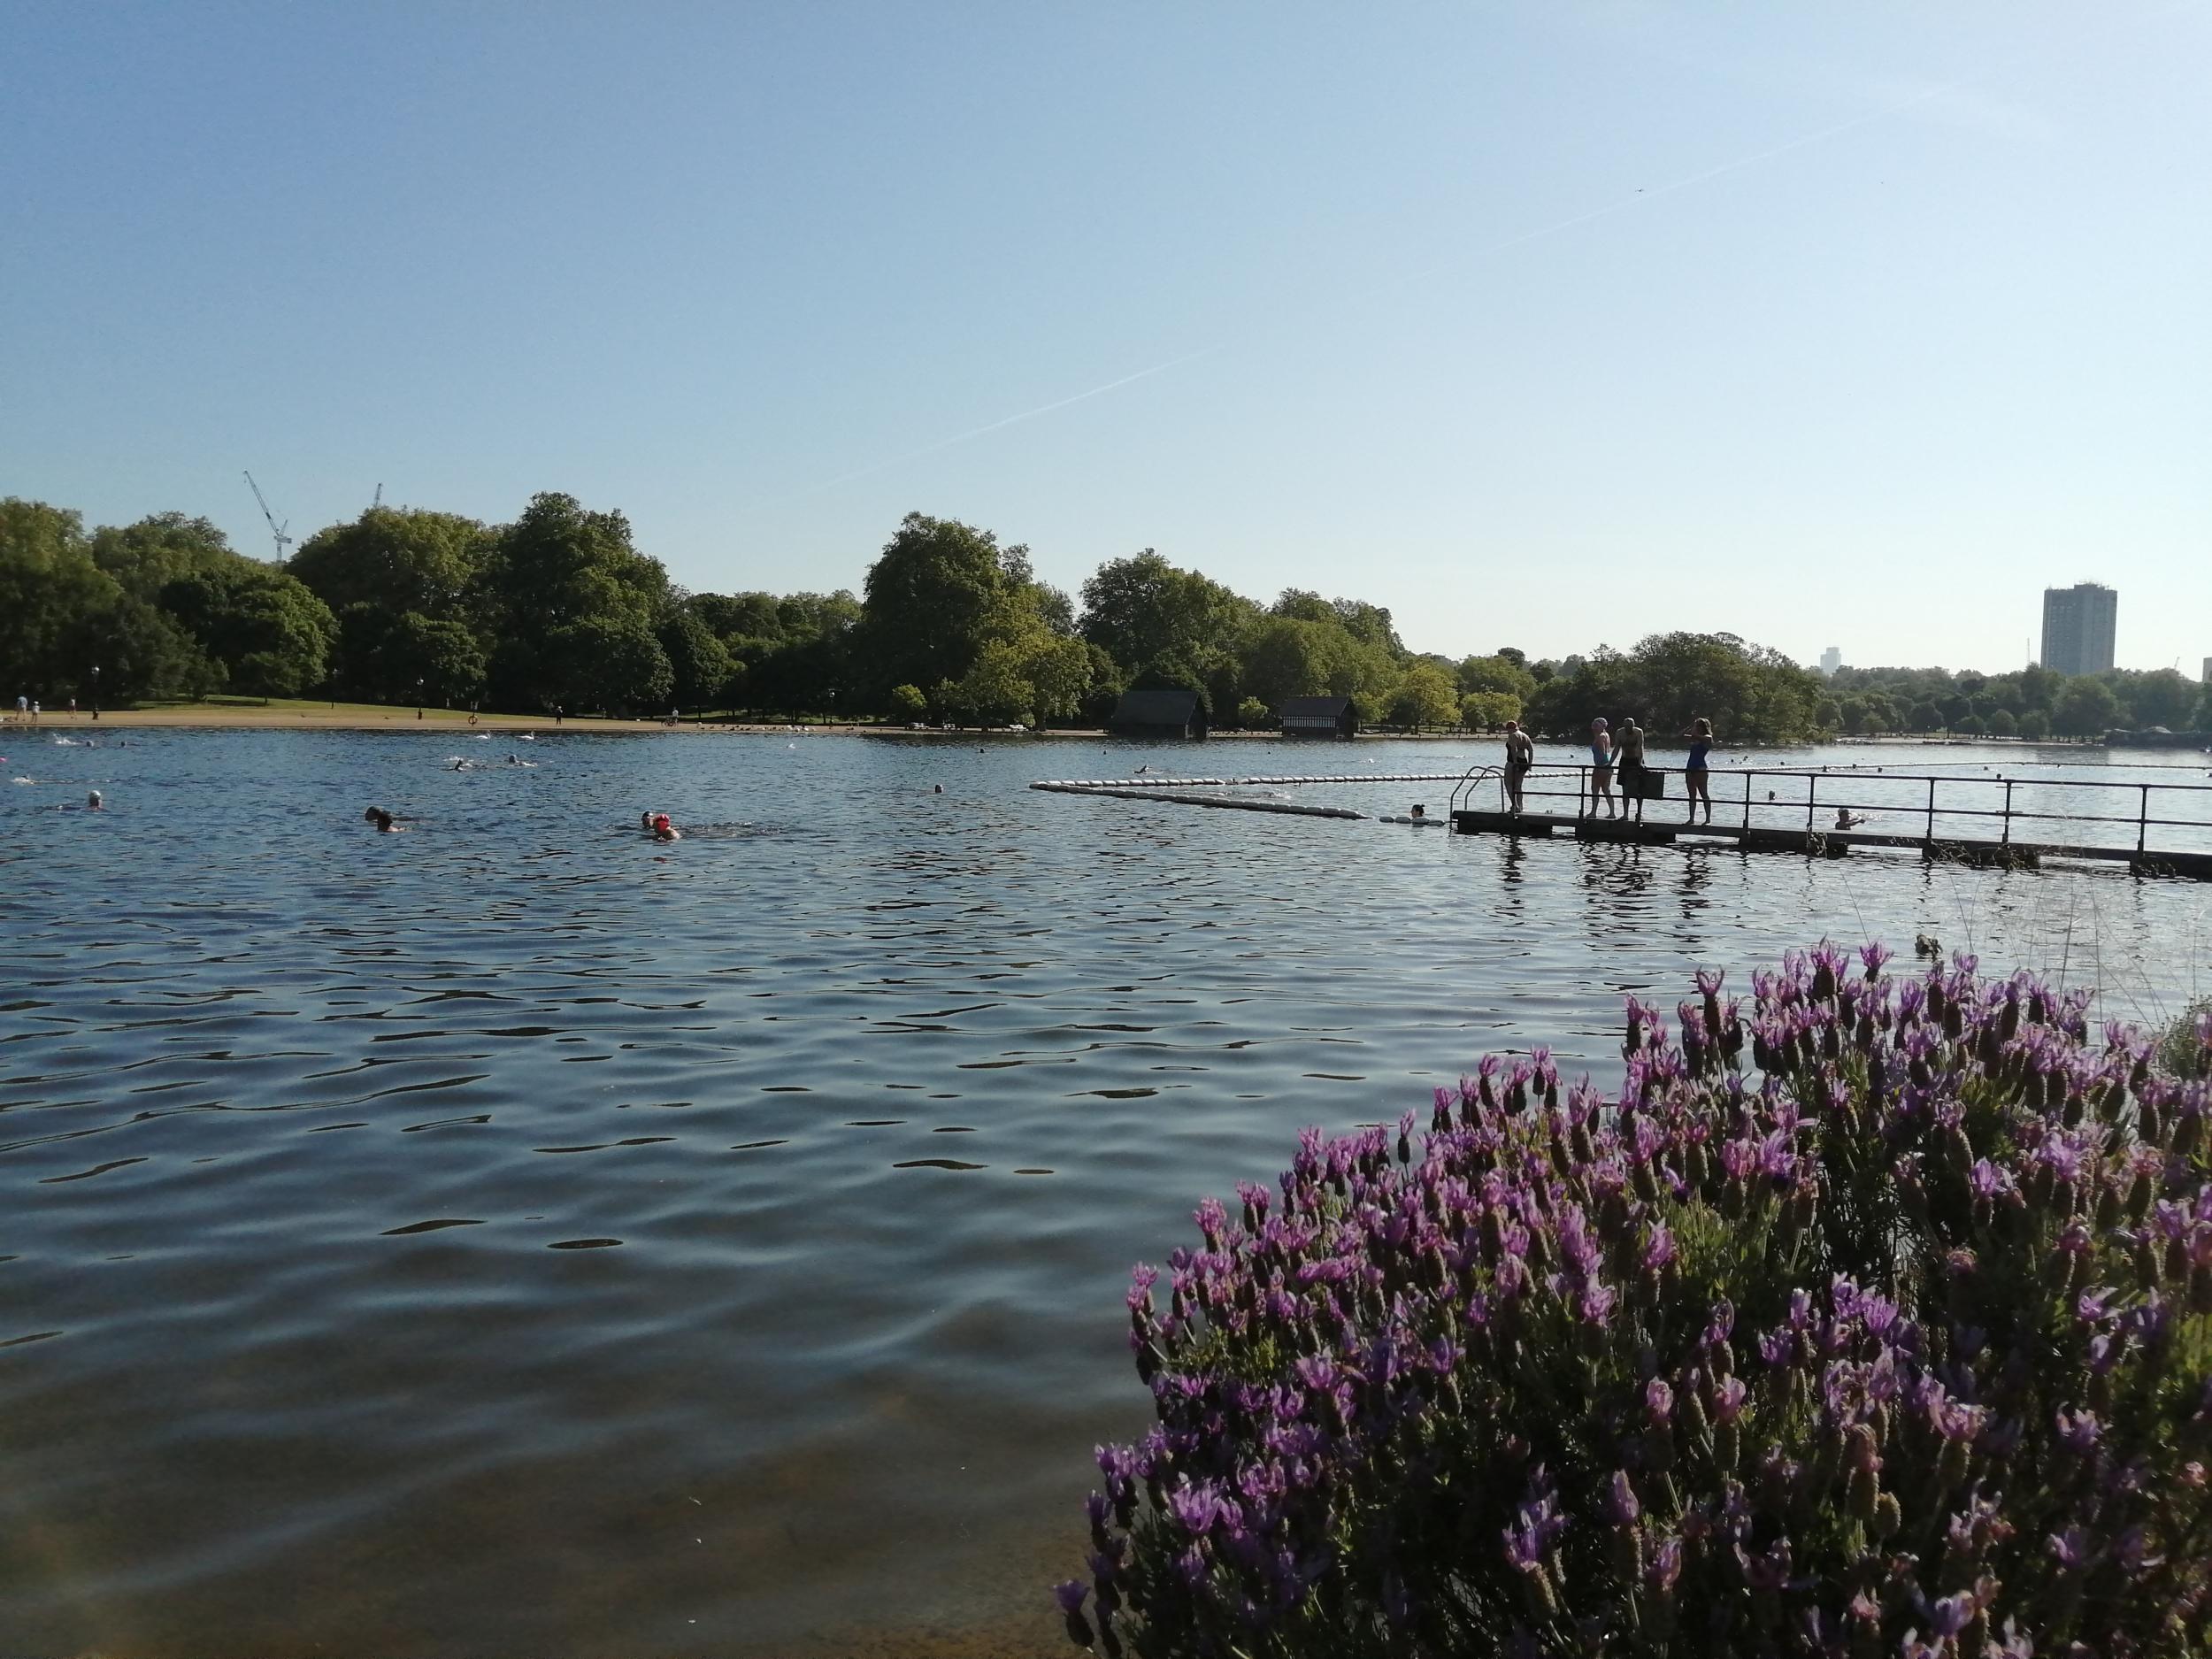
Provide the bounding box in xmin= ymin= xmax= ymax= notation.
xmin=1818 ymin=646 xmax=1841 ymax=678
xmin=2040 ymin=583 xmax=2117 ymax=678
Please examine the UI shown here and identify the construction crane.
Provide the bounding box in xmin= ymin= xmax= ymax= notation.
xmin=244 ymin=471 xmax=293 ymax=561
xmin=373 ymin=482 xmax=383 ymax=509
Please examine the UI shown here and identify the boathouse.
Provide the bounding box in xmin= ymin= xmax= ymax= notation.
xmin=1280 ymin=695 xmax=1356 ymax=740
xmin=1107 ymin=687 xmax=1208 ymax=739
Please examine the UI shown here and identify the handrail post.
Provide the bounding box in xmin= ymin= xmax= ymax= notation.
xmin=1806 ymin=772 xmax=1816 ymax=835
xmin=1925 ymin=778 xmax=1936 ymax=846
xmin=2001 ymin=780 xmax=2014 ymax=846
xmin=1742 ymin=769 xmax=1752 ymax=831
xmin=2138 ymin=784 xmax=2149 ymax=855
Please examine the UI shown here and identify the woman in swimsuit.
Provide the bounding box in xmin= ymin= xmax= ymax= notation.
xmin=1589 ymin=718 xmax=1616 ymax=818
xmin=1682 ymin=718 xmax=1716 ymax=825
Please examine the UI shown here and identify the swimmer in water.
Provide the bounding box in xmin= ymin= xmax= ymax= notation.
xmin=651 ymin=811 xmax=680 ymax=841
xmin=87 ymin=790 xmax=103 ymax=810
xmin=363 ymin=807 xmax=406 ymax=833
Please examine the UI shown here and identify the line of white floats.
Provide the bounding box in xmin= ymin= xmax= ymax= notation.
xmin=1030 ymin=772 xmax=1461 ymax=789
xmin=1029 ymin=782 xmax=1366 ymax=818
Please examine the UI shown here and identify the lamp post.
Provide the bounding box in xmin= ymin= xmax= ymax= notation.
xmin=89 ymin=664 xmax=100 ymax=721
xmin=416 ymin=678 xmax=425 ymax=720
xmin=826 ymin=688 xmax=836 ymax=729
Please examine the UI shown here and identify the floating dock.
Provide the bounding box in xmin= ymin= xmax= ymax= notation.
xmin=1447 ymin=758 xmax=2212 ymax=881
xmin=1033 ymin=760 xmax=2212 ymax=879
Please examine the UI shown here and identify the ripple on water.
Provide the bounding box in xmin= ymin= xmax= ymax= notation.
xmin=2 ymin=733 xmax=2208 ymax=1656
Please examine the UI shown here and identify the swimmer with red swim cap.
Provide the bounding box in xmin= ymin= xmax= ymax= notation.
xmin=651 ymin=811 xmax=680 ymax=841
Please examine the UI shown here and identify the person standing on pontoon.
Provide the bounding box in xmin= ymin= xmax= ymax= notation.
xmin=1681 ymin=717 xmax=1717 ymax=826
xmin=1615 ymin=718 xmax=1649 ymax=825
xmin=1502 ymin=720 xmax=1534 ymax=814
xmin=1589 ymin=718 xmax=1617 ymax=818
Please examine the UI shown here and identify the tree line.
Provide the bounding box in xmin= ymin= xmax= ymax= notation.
xmin=6 ymin=491 xmax=2202 ymax=740
xmin=1824 ymin=662 xmax=2211 ymax=740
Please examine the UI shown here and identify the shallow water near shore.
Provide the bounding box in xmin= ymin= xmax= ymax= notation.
xmin=3 ymin=731 xmax=2209 ymax=1656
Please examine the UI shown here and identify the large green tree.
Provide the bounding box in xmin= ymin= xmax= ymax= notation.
xmin=1388 ymin=663 xmax=1459 ymax=729
xmin=289 ymin=506 xmax=493 ymax=622
xmin=1081 ymin=551 xmax=1252 ymax=683
xmin=858 ymin=514 xmax=1037 ymax=696
xmin=484 ymin=492 xmax=670 ymax=710
xmin=2052 ymin=676 xmax=2124 ymax=737
xmin=157 ymin=563 xmax=337 ymax=696
xmin=656 ymin=604 xmax=735 ymax=710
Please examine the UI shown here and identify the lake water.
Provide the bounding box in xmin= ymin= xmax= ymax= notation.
xmin=4 ymin=729 xmax=2210 ymax=1656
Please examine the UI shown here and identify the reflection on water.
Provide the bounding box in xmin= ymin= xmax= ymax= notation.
xmin=1 ymin=733 xmax=2208 ymax=1656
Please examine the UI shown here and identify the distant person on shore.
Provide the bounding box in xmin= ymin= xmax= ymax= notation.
xmin=1615 ymin=718 xmax=1648 ymax=824
xmin=364 ymin=807 xmax=406 ymax=833
xmin=1682 ymin=718 xmax=1716 ymax=825
xmin=1502 ymin=720 xmax=1534 ymax=813
xmin=1589 ymin=718 xmax=1616 ymax=818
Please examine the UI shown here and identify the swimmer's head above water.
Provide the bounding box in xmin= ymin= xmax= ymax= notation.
xmin=87 ymin=790 xmax=102 ymax=810
xmin=363 ymin=807 xmax=403 ymax=833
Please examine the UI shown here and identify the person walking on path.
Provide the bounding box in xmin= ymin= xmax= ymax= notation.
xmin=1588 ymin=718 xmax=1617 ymax=818
xmin=1502 ymin=719 xmax=1534 ymax=814
xmin=1682 ymin=718 xmax=1717 ymax=826
xmin=1614 ymin=717 xmax=1648 ymax=825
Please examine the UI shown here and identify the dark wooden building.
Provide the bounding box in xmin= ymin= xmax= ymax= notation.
xmin=1107 ymin=687 xmax=1208 ymax=739
xmin=1279 ymin=695 xmax=1357 ymax=740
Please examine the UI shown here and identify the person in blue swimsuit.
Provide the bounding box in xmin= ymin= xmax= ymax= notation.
xmin=1681 ymin=717 xmax=1716 ymax=825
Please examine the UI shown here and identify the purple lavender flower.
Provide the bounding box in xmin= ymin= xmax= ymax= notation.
xmin=1711 ymin=1375 xmax=1748 ymax=1425
xmin=1605 ymin=1471 xmax=1640 ymax=1526
xmin=2056 ymin=1407 xmax=2101 ymax=1453
xmin=2048 ymin=1525 xmax=2092 ymax=1569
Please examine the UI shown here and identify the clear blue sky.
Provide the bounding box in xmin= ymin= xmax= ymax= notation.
xmin=5 ymin=3 xmax=2208 ymax=674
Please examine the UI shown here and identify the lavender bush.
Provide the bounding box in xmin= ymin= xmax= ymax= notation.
xmin=1059 ymin=944 xmax=2212 ymax=1657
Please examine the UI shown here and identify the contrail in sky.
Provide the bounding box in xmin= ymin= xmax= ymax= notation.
xmin=790 ymin=345 xmax=1225 ymax=497
xmin=780 ymin=0 xmax=2197 ymax=500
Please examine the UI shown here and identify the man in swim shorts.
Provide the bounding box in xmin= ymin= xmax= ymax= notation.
xmin=1502 ymin=720 xmax=1534 ymax=814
